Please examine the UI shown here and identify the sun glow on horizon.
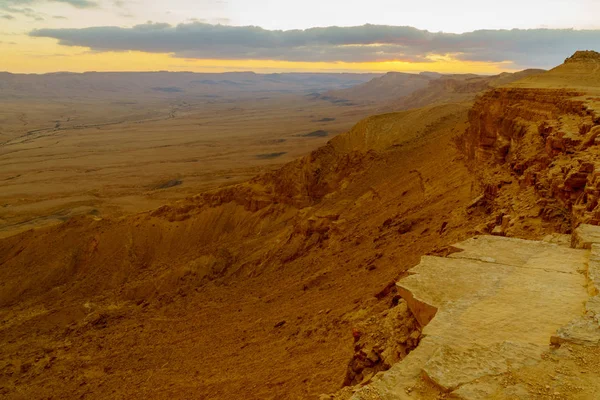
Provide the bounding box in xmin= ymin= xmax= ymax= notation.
xmin=0 ymin=39 xmax=516 ymax=75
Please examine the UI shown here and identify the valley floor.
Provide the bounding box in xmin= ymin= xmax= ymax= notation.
xmin=0 ymin=94 xmax=379 ymax=239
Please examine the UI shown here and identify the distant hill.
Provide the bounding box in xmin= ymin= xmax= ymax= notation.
xmin=508 ymin=50 xmax=600 ymax=89
xmin=0 ymin=71 xmax=383 ymax=100
xmin=392 ymin=69 xmax=546 ymax=110
xmin=320 ymin=72 xmax=436 ymax=104
xmin=319 ymin=69 xmax=546 ymax=109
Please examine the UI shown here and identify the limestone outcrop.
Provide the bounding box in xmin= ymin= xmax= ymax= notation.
xmin=332 ymin=231 xmax=600 ymax=399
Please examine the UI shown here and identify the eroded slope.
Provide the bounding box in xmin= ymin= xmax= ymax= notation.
xmin=0 ymin=96 xmax=490 ymax=399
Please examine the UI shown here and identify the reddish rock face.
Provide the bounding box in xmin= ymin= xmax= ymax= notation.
xmin=464 ymin=88 xmax=589 ymax=164
xmin=461 ymin=86 xmax=600 ymax=229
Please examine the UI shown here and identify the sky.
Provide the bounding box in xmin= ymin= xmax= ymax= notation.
xmin=1 ymin=0 xmax=600 ymax=74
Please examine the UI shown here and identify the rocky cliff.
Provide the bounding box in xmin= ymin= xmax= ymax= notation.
xmin=326 ymin=51 xmax=600 ymax=400
xmin=460 ymin=52 xmax=600 ymax=231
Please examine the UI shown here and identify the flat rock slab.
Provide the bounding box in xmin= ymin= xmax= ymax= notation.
xmin=572 ymin=223 xmax=600 ymax=249
xmin=350 ymin=235 xmax=589 ymax=399
xmin=449 ymin=235 xmax=588 ymax=273
xmin=422 ymin=342 xmax=540 ymax=392
xmin=588 ymin=244 xmax=600 ymax=295
xmin=551 ymin=244 xmax=600 ymax=346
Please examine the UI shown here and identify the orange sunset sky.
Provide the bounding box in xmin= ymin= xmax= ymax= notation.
xmin=1 ymin=0 xmax=599 ymax=74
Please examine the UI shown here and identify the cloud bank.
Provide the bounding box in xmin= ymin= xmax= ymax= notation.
xmin=0 ymin=0 xmax=97 ymax=20
xmin=0 ymin=0 xmax=98 ymax=9
xmin=52 ymin=0 xmax=98 ymax=8
xmin=29 ymin=22 xmax=600 ymax=68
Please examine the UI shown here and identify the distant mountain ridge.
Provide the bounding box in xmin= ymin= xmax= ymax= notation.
xmin=509 ymin=50 xmax=600 ymax=89
xmin=322 ymin=71 xmax=435 ymax=103
xmin=319 ymin=69 xmax=546 ymax=108
xmin=0 ymin=71 xmax=383 ymax=100
xmin=393 ymin=69 xmax=546 ymax=110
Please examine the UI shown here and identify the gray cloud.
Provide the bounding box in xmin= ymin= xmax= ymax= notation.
xmin=0 ymin=0 xmax=34 ymax=6
xmin=1 ymin=13 xmax=14 ymax=19
xmin=51 ymin=0 xmax=98 ymax=8
xmin=0 ymin=4 xmax=41 ymax=19
xmin=0 ymin=0 xmax=98 ymax=16
xmin=0 ymin=0 xmax=97 ymax=22
xmin=28 ymin=22 xmax=600 ymax=68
